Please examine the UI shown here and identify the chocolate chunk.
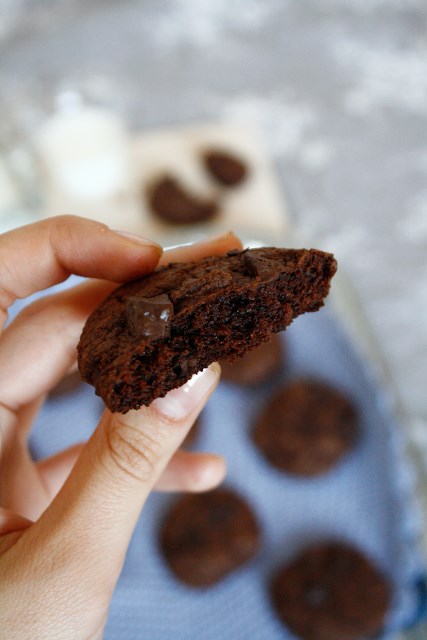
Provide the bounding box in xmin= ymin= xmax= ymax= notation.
xmin=203 ymin=150 xmax=248 ymax=186
xmin=147 ymin=175 xmax=218 ymax=225
xmin=243 ymin=252 xmax=277 ymax=282
xmin=126 ymin=294 xmax=173 ymax=339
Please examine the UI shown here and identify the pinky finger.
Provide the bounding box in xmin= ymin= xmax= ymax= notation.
xmin=154 ymin=450 xmax=227 ymax=493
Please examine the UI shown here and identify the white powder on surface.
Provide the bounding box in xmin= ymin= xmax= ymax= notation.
xmin=298 ymin=139 xmax=335 ymax=172
xmin=398 ymin=192 xmax=427 ymax=245
xmin=322 ymin=0 xmax=422 ymax=12
xmin=335 ymin=40 xmax=427 ymax=115
xmin=218 ymin=94 xmax=316 ymax=159
xmin=151 ymin=0 xmax=284 ymax=50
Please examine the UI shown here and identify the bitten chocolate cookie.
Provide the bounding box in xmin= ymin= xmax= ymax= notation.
xmin=220 ymin=333 xmax=284 ymax=386
xmin=146 ymin=175 xmax=218 ymax=224
xmin=252 ymin=379 xmax=358 ymax=476
xmin=270 ymin=542 xmax=391 ymax=640
xmin=78 ymin=248 xmax=336 ymax=413
xmin=159 ymin=488 xmax=261 ymax=587
xmin=203 ymin=149 xmax=248 ymax=186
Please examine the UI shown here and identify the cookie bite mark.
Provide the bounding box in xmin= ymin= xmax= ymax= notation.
xmin=220 ymin=333 xmax=284 ymax=386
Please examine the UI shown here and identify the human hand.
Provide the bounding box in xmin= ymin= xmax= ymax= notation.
xmin=0 ymin=215 xmax=241 ymax=639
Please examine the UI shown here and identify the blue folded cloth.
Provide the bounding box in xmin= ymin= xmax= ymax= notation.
xmin=10 ymin=280 xmax=425 ymax=639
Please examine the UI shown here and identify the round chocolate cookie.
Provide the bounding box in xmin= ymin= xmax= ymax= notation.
xmin=203 ymin=149 xmax=248 ymax=186
xmin=220 ymin=333 xmax=284 ymax=386
xmin=146 ymin=175 xmax=218 ymax=224
xmin=252 ymin=379 xmax=358 ymax=476
xmin=270 ymin=542 xmax=391 ymax=640
xmin=159 ymin=488 xmax=261 ymax=587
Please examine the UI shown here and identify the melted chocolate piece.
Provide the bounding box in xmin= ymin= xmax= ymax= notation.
xmin=126 ymin=294 xmax=173 ymax=339
xmin=243 ymin=252 xmax=277 ymax=282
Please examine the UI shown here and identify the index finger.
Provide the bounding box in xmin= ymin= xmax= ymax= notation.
xmin=0 ymin=231 xmax=242 ymax=412
xmin=0 ymin=215 xmax=162 ymax=330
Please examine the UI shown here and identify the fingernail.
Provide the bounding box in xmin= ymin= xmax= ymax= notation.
xmin=152 ymin=364 xmax=220 ymax=420
xmin=164 ymin=232 xmax=234 ymax=252
xmin=195 ymin=231 xmax=239 ymax=246
xmin=113 ymin=229 xmax=163 ymax=256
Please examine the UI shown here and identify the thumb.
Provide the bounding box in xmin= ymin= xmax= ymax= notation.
xmin=27 ymin=364 xmax=220 ymax=593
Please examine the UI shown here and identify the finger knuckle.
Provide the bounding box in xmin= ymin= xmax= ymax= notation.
xmin=104 ymin=417 xmax=163 ymax=483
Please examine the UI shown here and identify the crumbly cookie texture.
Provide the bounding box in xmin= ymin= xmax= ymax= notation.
xmin=220 ymin=332 xmax=284 ymax=386
xmin=77 ymin=247 xmax=337 ymax=413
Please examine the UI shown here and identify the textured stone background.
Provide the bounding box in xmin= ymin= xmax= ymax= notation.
xmin=0 ymin=0 xmax=426 ymax=463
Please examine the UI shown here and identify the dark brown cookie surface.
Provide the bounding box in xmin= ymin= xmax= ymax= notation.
xmin=270 ymin=542 xmax=391 ymax=640
xmin=203 ymin=149 xmax=248 ymax=186
xmin=252 ymin=379 xmax=358 ymax=476
xmin=220 ymin=333 xmax=284 ymax=386
xmin=159 ymin=488 xmax=260 ymax=587
xmin=147 ymin=175 xmax=218 ymax=224
xmin=78 ymin=248 xmax=336 ymax=413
